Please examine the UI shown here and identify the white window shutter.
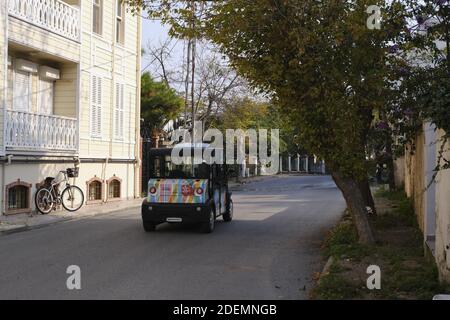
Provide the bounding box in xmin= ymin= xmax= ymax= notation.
xmin=114 ymin=83 xmax=124 ymax=139
xmin=14 ymin=70 xmax=31 ymax=112
xmin=91 ymin=75 xmax=102 ymax=137
xmin=91 ymin=76 xmax=97 ymax=135
xmin=97 ymin=77 xmax=102 ymax=136
xmin=120 ymin=85 xmax=124 ymax=138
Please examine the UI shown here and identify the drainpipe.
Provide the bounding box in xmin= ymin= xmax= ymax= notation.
xmin=1 ymin=155 xmax=13 ymax=214
xmin=134 ymin=10 xmax=142 ymax=198
xmin=109 ymin=1 xmax=116 ymax=167
xmin=2 ymin=1 xmax=8 ymax=214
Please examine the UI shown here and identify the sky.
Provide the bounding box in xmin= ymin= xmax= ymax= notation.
xmin=141 ymin=18 xmax=184 ymax=73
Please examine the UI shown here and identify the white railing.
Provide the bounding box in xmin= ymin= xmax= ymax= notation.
xmin=6 ymin=110 xmax=78 ymax=152
xmin=8 ymin=0 xmax=80 ymax=42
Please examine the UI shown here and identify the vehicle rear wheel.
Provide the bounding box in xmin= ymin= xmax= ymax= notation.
xmin=223 ymin=200 xmax=233 ymax=222
xmin=143 ymin=221 xmax=156 ymax=232
xmin=35 ymin=188 xmax=54 ymax=215
xmin=201 ymin=207 xmax=215 ymax=233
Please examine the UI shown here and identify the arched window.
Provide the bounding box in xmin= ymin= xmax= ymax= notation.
xmin=5 ymin=180 xmax=32 ymax=215
xmin=107 ymin=176 xmax=122 ymax=200
xmin=86 ymin=177 xmax=103 ymax=204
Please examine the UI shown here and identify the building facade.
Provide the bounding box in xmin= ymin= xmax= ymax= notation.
xmin=0 ymin=0 xmax=142 ymax=214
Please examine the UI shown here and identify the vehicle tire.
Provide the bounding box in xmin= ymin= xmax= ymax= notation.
xmin=143 ymin=221 xmax=156 ymax=232
xmin=61 ymin=186 xmax=84 ymax=212
xmin=201 ymin=207 xmax=215 ymax=233
xmin=35 ymin=188 xmax=54 ymax=215
xmin=223 ymin=199 xmax=233 ymax=222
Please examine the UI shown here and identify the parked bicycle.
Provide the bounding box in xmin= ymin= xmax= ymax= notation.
xmin=35 ymin=168 xmax=84 ymax=214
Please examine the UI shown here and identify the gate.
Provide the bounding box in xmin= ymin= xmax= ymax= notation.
xmin=141 ymin=126 xmax=153 ymax=196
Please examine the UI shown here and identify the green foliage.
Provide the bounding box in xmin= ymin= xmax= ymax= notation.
xmin=127 ymin=1 xmax=410 ymax=179
xmin=314 ymin=188 xmax=450 ymax=300
xmin=314 ymin=269 xmax=360 ymax=300
xmin=141 ymin=72 xmax=184 ymax=130
xmin=203 ymin=0 xmax=411 ymax=179
xmin=375 ymin=188 xmax=417 ymax=228
xmin=386 ymin=0 xmax=450 ymax=170
xmin=210 ymin=98 xmax=302 ymax=154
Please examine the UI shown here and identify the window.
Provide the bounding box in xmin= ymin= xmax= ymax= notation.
xmin=5 ymin=180 xmax=32 ymax=215
xmin=87 ymin=178 xmax=103 ymax=202
xmin=114 ymin=83 xmax=124 ymax=139
xmin=38 ymin=79 xmax=54 ymax=115
xmin=93 ymin=0 xmax=103 ymax=35
xmin=91 ymin=75 xmax=102 ymax=137
xmin=107 ymin=177 xmax=121 ymax=199
xmin=8 ymin=186 xmax=28 ymax=210
xmin=13 ymin=70 xmax=31 ymax=112
xmin=116 ymin=0 xmax=125 ymax=44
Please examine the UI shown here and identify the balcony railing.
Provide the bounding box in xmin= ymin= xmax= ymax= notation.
xmin=8 ymin=0 xmax=80 ymax=42
xmin=6 ymin=110 xmax=78 ymax=153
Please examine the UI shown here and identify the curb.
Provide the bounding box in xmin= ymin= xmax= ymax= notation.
xmin=317 ymin=256 xmax=334 ymax=285
xmin=0 ymin=202 xmax=142 ymax=237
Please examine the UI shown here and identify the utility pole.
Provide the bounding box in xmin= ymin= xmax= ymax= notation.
xmin=191 ymin=0 xmax=196 ymax=125
xmin=184 ymin=38 xmax=191 ymax=128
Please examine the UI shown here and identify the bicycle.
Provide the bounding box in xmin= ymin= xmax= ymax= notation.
xmin=35 ymin=168 xmax=84 ymax=214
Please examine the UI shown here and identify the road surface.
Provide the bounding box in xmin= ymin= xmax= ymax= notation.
xmin=0 ymin=175 xmax=345 ymax=299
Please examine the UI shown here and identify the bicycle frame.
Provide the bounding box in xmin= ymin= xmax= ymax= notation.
xmin=48 ymin=171 xmax=71 ymax=201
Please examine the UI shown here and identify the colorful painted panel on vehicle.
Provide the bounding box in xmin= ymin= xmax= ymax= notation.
xmin=148 ymin=179 xmax=208 ymax=204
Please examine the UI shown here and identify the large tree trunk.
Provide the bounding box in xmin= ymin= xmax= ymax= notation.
xmin=332 ymin=172 xmax=375 ymax=244
xmin=358 ymin=177 xmax=376 ymax=215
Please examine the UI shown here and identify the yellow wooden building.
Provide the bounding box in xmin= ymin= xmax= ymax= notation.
xmin=0 ymin=0 xmax=141 ymax=214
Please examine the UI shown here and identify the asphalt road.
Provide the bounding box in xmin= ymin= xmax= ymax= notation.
xmin=0 ymin=175 xmax=345 ymax=299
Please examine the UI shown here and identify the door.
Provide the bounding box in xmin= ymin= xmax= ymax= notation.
xmin=38 ymin=79 xmax=54 ymax=115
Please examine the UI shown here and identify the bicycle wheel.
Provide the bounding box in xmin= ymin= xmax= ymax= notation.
xmin=35 ymin=188 xmax=54 ymax=215
xmin=61 ymin=186 xmax=84 ymax=212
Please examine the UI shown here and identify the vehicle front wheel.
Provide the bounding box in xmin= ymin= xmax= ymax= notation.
xmin=143 ymin=221 xmax=156 ymax=232
xmin=223 ymin=200 xmax=233 ymax=222
xmin=201 ymin=207 xmax=215 ymax=233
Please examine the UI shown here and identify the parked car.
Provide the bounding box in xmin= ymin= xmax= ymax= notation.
xmin=141 ymin=145 xmax=233 ymax=233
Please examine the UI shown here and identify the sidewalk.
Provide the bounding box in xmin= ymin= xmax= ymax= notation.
xmin=0 ymin=198 xmax=143 ymax=236
xmin=311 ymin=187 xmax=450 ymax=299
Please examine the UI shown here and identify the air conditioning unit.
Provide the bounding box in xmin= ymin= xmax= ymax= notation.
xmin=39 ymin=66 xmax=60 ymax=80
xmin=15 ymin=59 xmax=38 ymax=73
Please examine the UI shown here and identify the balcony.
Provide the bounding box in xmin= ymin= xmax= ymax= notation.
xmin=8 ymin=0 xmax=80 ymax=42
xmin=5 ymin=110 xmax=78 ymax=153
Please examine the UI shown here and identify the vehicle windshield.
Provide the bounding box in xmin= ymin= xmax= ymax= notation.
xmin=151 ymin=156 xmax=211 ymax=179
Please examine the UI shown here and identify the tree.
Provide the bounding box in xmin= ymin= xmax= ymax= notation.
xmin=141 ymin=72 xmax=184 ymax=131
xmin=206 ymin=0 xmax=406 ymax=244
xmin=385 ymin=1 xmax=450 ymax=178
xmin=128 ymin=0 xmax=410 ymax=244
xmin=143 ymin=39 xmax=247 ymax=127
